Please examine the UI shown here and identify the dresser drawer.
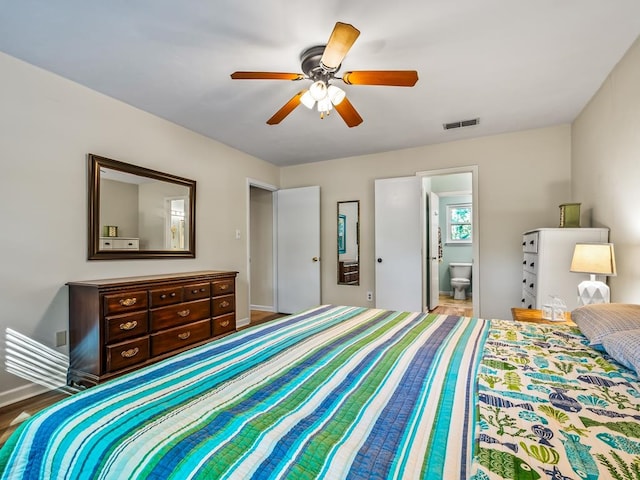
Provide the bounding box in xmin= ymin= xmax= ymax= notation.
xmin=522 ymin=253 xmax=538 ymax=274
xmin=522 ymin=232 xmax=538 ymax=253
xmin=521 ymin=290 xmax=536 ymax=310
xmin=212 ymin=279 xmax=235 ymax=296
xmin=151 ymin=318 xmax=211 ymax=357
xmin=104 ymin=290 xmax=148 ymax=315
xmin=106 ymin=337 xmax=150 ymax=372
xmin=184 ymin=282 xmax=211 ymax=301
xmin=105 ymin=311 xmax=148 ymax=344
xmin=212 ymin=294 xmax=235 ymax=316
xmin=149 ymin=286 xmax=183 ymax=308
xmin=150 ymin=299 xmax=210 ymax=332
xmin=213 ymin=313 xmax=235 ymax=336
xmin=522 ymin=271 xmax=537 ymax=296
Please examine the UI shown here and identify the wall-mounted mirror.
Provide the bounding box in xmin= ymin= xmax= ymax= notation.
xmin=337 ymin=200 xmax=360 ymax=285
xmin=88 ymin=154 xmax=196 ymax=260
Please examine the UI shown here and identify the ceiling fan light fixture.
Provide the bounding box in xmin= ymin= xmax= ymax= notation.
xmin=328 ymin=85 xmax=346 ymax=105
xmin=309 ymin=80 xmax=328 ymax=101
xmin=300 ymin=91 xmax=315 ymax=109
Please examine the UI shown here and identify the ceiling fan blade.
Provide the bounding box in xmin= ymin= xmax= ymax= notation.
xmin=342 ymin=70 xmax=419 ymax=87
xmin=266 ymin=91 xmax=305 ymax=125
xmin=320 ymin=22 xmax=360 ymax=71
xmin=231 ymin=71 xmax=304 ymax=81
xmin=334 ymin=97 xmax=363 ymax=128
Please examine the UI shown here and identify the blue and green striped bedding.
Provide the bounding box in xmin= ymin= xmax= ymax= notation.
xmin=1 ymin=306 xmax=639 ymax=479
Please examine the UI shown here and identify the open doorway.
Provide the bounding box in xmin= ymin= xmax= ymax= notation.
xmin=247 ymin=180 xmax=277 ymax=327
xmin=418 ymin=166 xmax=479 ymax=317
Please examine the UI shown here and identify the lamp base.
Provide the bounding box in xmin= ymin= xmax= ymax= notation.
xmin=577 ymin=280 xmax=610 ymax=306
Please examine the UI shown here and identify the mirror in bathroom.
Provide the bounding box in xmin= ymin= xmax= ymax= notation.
xmin=88 ymin=154 xmax=196 ymax=260
xmin=337 ymin=200 xmax=360 ymax=285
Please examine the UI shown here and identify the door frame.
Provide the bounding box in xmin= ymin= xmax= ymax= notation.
xmin=416 ymin=166 xmax=480 ymax=317
xmin=246 ymin=178 xmax=278 ymax=325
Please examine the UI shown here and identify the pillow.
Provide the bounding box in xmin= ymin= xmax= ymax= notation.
xmin=571 ymin=303 xmax=640 ymax=347
xmin=601 ymin=329 xmax=640 ymax=376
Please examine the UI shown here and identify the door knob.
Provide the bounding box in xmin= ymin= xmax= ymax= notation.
xmin=377 ymin=258 xmax=383 ymax=263
xmin=312 ymin=257 xmax=319 ymax=262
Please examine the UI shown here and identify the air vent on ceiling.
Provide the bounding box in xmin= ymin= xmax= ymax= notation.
xmin=443 ymin=118 xmax=480 ymax=130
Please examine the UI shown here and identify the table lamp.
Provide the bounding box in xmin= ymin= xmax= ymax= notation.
xmin=570 ymin=243 xmax=616 ymax=305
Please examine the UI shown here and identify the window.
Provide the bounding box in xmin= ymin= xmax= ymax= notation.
xmin=447 ymin=203 xmax=472 ymax=243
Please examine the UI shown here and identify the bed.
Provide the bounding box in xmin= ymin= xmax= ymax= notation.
xmin=1 ymin=304 xmax=639 ymax=479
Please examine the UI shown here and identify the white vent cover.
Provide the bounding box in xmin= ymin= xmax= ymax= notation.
xmin=443 ymin=118 xmax=480 ymax=130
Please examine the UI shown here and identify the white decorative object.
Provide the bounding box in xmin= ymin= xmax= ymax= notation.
xmin=570 ymin=243 xmax=616 ymax=306
xmin=551 ymin=296 xmax=567 ymax=321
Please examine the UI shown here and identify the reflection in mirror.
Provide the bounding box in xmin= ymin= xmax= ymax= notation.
xmin=88 ymin=154 xmax=196 ymax=260
xmin=337 ymin=200 xmax=360 ymax=285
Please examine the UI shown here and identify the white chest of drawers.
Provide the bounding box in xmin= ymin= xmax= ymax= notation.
xmin=520 ymin=228 xmax=609 ymax=311
xmin=99 ymin=237 xmax=139 ymax=250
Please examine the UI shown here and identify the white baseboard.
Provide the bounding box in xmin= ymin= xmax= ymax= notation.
xmin=250 ymin=304 xmax=275 ymax=312
xmin=0 ymin=382 xmax=51 ymax=409
xmin=236 ymin=317 xmax=250 ymax=328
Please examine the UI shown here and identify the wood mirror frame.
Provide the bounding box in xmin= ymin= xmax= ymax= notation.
xmin=88 ymin=154 xmax=196 ymax=260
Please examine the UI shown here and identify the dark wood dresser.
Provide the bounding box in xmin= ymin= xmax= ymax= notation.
xmin=67 ymin=270 xmax=237 ymax=387
xmin=338 ymin=261 xmax=359 ymax=285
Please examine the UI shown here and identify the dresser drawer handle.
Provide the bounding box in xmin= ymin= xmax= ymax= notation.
xmin=177 ymin=309 xmax=191 ymax=317
xmin=219 ymin=301 xmax=230 ymax=308
xmin=121 ymin=347 xmax=139 ymax=358
xmin=192 ymin=289 xmax=199 ymax=294
xmin=178 ymin=331 xmax=191 ymax=340
xmin=219 ymin=284 xmax=229 ymax=290
xmin=119 ymin=321 xmax=138 ymax=331
xmin=220 ymin=320 xmax=230 ymax=328
xmin=119 ymin=298 xmax=137 ymax=307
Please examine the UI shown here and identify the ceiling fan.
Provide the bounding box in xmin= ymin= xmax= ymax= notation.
xmin=230 ymin=22 xmax=419 ymax=127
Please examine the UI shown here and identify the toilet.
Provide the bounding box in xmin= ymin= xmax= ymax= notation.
xmin=449 ymin=262 xmax=472 ymax=300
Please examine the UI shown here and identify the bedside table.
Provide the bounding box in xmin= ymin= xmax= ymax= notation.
xmin=510 ymin=307 xmax=574 ymax=325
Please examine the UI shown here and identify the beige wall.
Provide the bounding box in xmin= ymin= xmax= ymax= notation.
xmin=0 ymin=52 xmax=280 ymax=405
xmin=572 ymin=35 xmax=640 ymax=302
xmin=281 ymin=125 xmax=573 ymax=320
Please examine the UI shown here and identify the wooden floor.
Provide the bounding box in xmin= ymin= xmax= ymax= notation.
xmin=1 ymin=304 xmax=470 ymax=447
xmin=0 ymin=388 xmax=71 ymax=447
xmin=431 ymin=294 xmax=474 ymax=317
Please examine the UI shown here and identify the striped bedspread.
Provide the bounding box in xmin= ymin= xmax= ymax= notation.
xmin=0 ymin=306 xmax=488 ymax=479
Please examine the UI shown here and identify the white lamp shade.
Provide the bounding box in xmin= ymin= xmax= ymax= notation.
xmin=317 ymin=97 xmax=333 ymax=113
xmin=328 ymin=85 xmax=346 ymax=105
xmin=570 ymin=243 xmax=616 ymax=276
xmin=300 ymin=91 xmax=315 ymax=109
xmin=309 ymin=81 xmax=328 ymax=101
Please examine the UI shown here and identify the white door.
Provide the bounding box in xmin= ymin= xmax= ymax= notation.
xmin=428 ymin=192 xmax=440 ymax=310
xmin=374 ymin=177 xmax=422 ymax=312
xmin=276 ymin=186 xmax=321 ymax=314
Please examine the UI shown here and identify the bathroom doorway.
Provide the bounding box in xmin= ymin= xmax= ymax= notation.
xmin=418 ymin=166 xmax=479 ymax=316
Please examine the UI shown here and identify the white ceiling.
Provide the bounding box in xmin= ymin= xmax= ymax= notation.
xmin=1 ymin=1 xmax=639 ymax=166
